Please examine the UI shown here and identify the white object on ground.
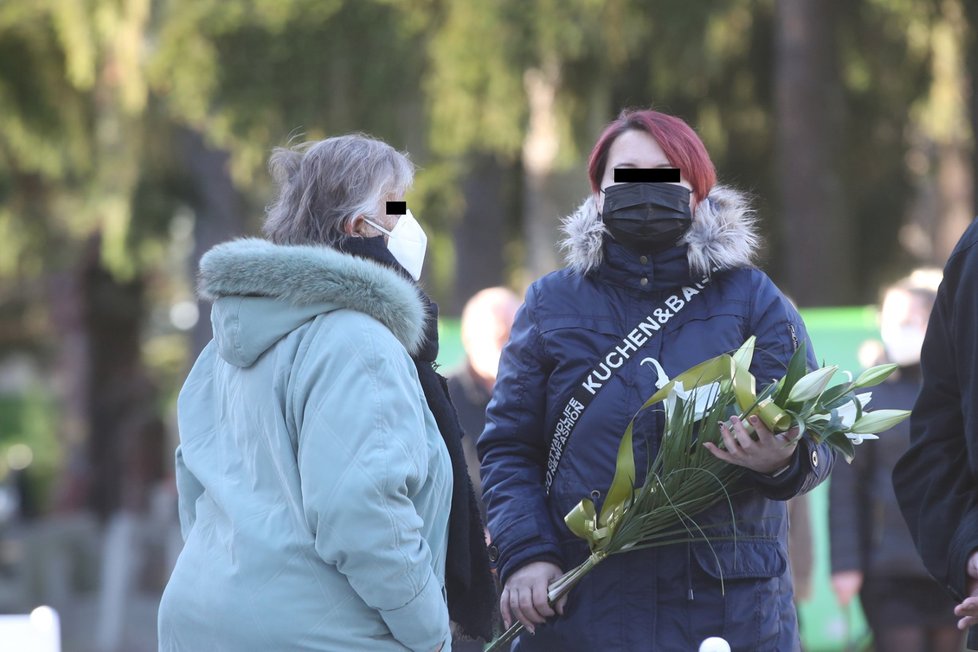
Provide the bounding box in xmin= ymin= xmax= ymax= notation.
xmin=0 ymin=606 xmax=62 ymax=651
xmin=699 ymin=636 xmax=731 ymax=652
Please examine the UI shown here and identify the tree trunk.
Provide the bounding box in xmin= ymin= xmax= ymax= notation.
xmin=46 ymin=267 xmax=92 ymax=515
xmin=180 ymin=128 xmax=245 ymax=358
xmin=934 ymin=142 xmax=974 ymax=263
xmin=48 ymin=235 xmax=165 ymax=520
xmin=451 ymin=153 xmax=513 ymax=313
xmin=925 ymin=0 xmax=974 ymax=265
xmin=965 ymin=0 xmax=978 ymax=222
xmin=521 ymin=60 xmax=564 ymax=284
xmin=775 ymin=0 xmax=854 ymax=306
xmin=82 ymin=236 xmax=165 ymax=519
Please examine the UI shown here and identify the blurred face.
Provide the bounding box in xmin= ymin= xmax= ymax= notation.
xmin=880 ymin=288 xmax=930 ymax=367
xmin=596 ymin=130 xmax=695 ymax=214
xmin=463 ymin=294 xmax=520 ymax=383
xmin=466 ymin=317 xmax=511 ymax=381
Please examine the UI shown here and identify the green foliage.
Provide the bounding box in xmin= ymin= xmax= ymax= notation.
xmin=0 ymin=0 xmax=968 ymax=529
xmin=424 ymin=2 xmax=526 ymax=158
xmin=151 ymin=0 xmax=420 ymax=184
xmin=0 ymin=11 xmax=91 ymax=180
xmin=0 ymin=390 xmax=61 ymax=509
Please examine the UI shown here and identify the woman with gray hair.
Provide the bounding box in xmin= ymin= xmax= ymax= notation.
xmin=158 ymin=134 xmax=495 ymax=651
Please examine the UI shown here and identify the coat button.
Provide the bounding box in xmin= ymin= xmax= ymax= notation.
xmin=639 ymin=255 xmax=648 ymax=264
xmin=810 ymin=449 xmax=819 ymax=468
xmin=640 ymin=277 xmax=648 ymax=286
xmin=488 ymin=545 xmax=499 ymax=563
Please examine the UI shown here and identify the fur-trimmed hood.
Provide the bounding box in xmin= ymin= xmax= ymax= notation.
xmin=559 ymin=184 xmax=760 ymax=276
xmin=198 ymin=238 xmax=426 ymax=365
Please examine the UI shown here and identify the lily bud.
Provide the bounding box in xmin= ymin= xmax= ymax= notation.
xmin=787 ymin=365 xmax=838 ymax=403
xmin=852 ymin=363 xmax=899 ymax=389
xmin=732 ymin=336 xmax=757 ymax=371
xmin=849 ymin=409 xmax=911 ymax=434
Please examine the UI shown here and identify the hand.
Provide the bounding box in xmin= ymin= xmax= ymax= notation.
xmin=703 ymin=415 xmax=799 ymax=475
xmin=831 ymin=570 xmax=863 ymax=607
xmin=954 ymin=551 xmax=978 ymax=630
xmin=500 ymin=561 xmax=567 ymax=634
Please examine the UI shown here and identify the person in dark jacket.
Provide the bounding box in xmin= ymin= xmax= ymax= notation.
xmin=478 ymin=108 xmax=834 ymax=652
xmin=893 ymin=219 xmax=978 ymax=642
xmin=448 ymin=286 xmax=520 ymax=651
xmin=830 ymin=271 xmax=961 ymax=652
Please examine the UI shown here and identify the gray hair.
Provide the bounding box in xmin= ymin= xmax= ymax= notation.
xmin=263 ymin=134 xmax=415 ymax=246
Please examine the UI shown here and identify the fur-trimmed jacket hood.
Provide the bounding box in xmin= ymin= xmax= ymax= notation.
xmin=198 ymin=238 xmax=427 ymax=366
xmin=559 ymin=184 xmax=760 ymax=276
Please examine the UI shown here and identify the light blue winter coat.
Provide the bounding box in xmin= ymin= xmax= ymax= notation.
xmin=158 ymin=239 xmax=453 ymax=652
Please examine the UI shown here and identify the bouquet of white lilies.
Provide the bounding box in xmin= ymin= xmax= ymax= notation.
xmin=486 ymin=336 xmax=908 ymax=650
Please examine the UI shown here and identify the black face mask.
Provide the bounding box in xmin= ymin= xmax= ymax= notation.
xmin=601 ymin=182 xmax=693 ymax=254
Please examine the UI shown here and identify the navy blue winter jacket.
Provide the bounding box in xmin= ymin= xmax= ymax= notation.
xmin=478 ymin=187 xmax=834 ymax=652
xmin=893 ymin=218 xmax=978 ymax=602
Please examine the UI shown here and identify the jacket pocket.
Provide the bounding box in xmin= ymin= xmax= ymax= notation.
xmin=691 ymin=539 xmax=787 ymax=580
xmin=690 ymin=540 xmax=791 ymax=651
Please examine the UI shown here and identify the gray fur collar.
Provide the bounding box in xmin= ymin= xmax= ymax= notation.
xmin=559 ymin=184 xmax=760 ymax=276
xmin=198 ymin=238 xmax=426 ymax=355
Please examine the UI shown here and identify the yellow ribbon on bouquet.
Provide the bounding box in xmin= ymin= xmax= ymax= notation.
xmin=563 ymin=336 xmax=790 ymax=554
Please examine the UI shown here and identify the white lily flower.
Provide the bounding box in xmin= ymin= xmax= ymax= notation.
xmin=665 ymin=380 xmax=722 ymax=422
xmin=835 ymin=392 xmax=873 ymax=428
xmin=846 ymin=433 xmax=880 ymax=445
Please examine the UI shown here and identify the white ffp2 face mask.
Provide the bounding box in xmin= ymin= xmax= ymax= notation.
xmin=364 ymin=209 xmax=428 ymax=281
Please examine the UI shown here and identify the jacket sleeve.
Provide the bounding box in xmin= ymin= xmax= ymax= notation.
xmin=827 ymin=441 xmax=870 ymax=573
xmin=893 ymin=233 xmax=978 ymax=600
xmin=743 ymin=271 xmax=835 ymax=500
xmin=478 ymin=284 xmax=564 ymax=584
xmin=174 ymin=445 xmax=204 ymax=541
xmin=294 ymin=320 xmax=451 ymax=652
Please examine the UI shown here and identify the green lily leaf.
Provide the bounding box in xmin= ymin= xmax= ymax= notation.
xmin=793 ymin=413 xmax=807 ymax=440
xmin=774 ymin=341 xmax=808 ymax=406
xmin=818 ymin=382 xmax=855 ymax=410
xmin=826 ymin=430 xmax=856 ymax=464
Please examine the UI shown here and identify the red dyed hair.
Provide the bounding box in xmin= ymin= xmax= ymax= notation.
xmin=587 ymin=108 xmax=717 ymax=202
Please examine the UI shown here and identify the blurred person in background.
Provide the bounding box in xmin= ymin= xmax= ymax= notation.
xmin=447 ymin=286 xmax=520 ymax=651
xmin=478 ymin=107 xmax=833 ymax=651
xmin=829 ymin=270 xmax=961 ymax=652
xmin=158 ymin=134 xmax=495 ymax=651
xmin=448 ymin=286 xmax=521 ymax=522
xmin=786 ymin=495 xmax=813 ymax=626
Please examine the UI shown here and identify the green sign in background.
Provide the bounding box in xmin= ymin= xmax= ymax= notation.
xmin=437 ymin=306 xmax=881 ymax=652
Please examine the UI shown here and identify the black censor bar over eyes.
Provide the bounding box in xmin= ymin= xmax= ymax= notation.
xmin=386 ymin=201 xmax=407 ymax=215
xmin=613 ymin=168 xmax=681 ymax=183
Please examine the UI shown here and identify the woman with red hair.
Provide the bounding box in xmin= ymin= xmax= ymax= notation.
xmin=479 ymin=108 xmax=833 ymax=651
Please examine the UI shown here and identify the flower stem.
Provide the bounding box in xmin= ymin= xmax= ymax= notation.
xmin=484 ymin=555 xmax=600 ymax=652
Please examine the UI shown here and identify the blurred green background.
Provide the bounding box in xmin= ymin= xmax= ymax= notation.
xmin=1 ymin=0 xmax=977 ymax=649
